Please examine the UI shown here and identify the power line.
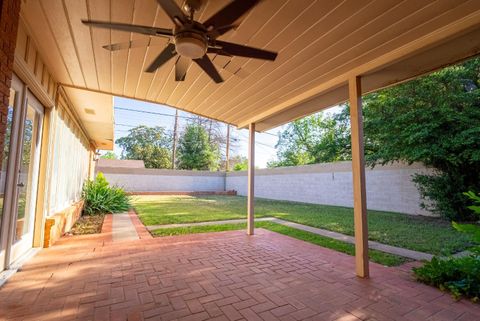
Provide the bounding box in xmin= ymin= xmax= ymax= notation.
xmin=116 ymin=123 xmax=136 ymax=128
xmin=115 ymin=106 xmax=278 ymax=151
xmin=260 ymin=131 xmax=278 ymax=137
xmin=235 ymin=135 xmax=276 ymax=150
xmin=116 ymin=106 xmax=282 ymax=139
xmin=115 ymin=106 xmax=196 ymax=120
xmin=116 ymin=106 xmax=281 ymax=136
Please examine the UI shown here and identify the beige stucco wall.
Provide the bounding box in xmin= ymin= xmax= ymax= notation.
xmin=226 ymin=162 xmax=434 ymax=216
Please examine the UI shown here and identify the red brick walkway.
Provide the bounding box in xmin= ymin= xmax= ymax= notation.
xmin=0 ymin=229 xmax=479 ymax=321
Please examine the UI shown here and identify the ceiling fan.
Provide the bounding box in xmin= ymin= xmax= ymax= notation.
xmin=82 ymin=0 xmax=278 ymax=83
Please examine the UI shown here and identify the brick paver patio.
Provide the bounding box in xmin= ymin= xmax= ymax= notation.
xmin=1 ymin=228 xmax=479 ymax=321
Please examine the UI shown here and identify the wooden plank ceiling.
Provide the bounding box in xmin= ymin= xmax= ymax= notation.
xmin=21 ymin=0 xmax=480 ymax=131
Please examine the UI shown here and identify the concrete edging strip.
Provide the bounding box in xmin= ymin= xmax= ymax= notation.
xmin=147 ymin=217 xmax=434 ymax=261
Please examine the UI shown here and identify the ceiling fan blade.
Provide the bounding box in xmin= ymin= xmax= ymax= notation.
xmin=203 ymin=0 xmax=260 ymax=32
xmin=193 ymin=55 xmax=223 ymax=83
xmin=175 ymin=56 xmax=189 ymax=81
xmin=103 ymin=39 xmax=152 ymax=51
xmin=145 ymin=43 xmax=177 ymax=73
xmin=212 ymin=59 xmax=250 ymax=79
xmin=82 ymin=20 xmax=173 ymax=37
xmin=156 ymin=0 xmax=187 ymax=26
xmin=207 ymin=47 xmax=232 ymax=57
xmin=216 ymin=24 xmax=237 ymax=35
xmin=208 ymin=24 xmax=238 ymax=38
xmin=214 ymin=40 xmax=277 ymax=61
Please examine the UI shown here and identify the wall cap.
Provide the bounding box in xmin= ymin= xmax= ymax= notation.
xmin=97 ymin=166 xmax=226 ymax=177
xmin=226 ymin=161 xmax=429 ymax=177
xmin=98 ymin=161 xmax=429 ymax=177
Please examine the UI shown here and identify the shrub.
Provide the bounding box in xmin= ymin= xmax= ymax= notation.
xmin=413 ymin=256 xmax=480 ymax=301
xmin=413 ymin=172 xmax=478 ymax=221
xmin=413 ymin=191 xmax=480 ymax=301
xmin=82 ymin=172 xmax=131 ymax=215
xmin=452 ymin=191 xmax=480 ymax=254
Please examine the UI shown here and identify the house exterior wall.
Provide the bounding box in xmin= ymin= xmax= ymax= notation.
xmin=226 ymin=162 xmax=434 ymax=216
xmin=45 ymin=91 xmax=91 ymax=216
xmin=38 ymin=101 xmax=91 ymax=247
xmin=6 ymin=17 xmax=96 ymax=248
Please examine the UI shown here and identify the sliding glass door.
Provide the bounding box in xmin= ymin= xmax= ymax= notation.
xmin=0 ymin=86 xmax=18 ymax=272
xmin=0 ymin=75 xmax=43 ymax=271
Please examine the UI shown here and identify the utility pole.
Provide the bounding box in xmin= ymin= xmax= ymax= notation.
xmin=208 ymin=119 xmax=213 ymax=143
xmin=171 ymin=110 xmax=179 ymax=169
xmin=225 ymin=124 xmax=230 ymax=171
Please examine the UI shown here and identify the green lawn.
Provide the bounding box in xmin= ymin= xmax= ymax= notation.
xmin=132 ymin=195 xmax=473 ymax=255
xmin=151 ymin=222 xmax=409 ymax=267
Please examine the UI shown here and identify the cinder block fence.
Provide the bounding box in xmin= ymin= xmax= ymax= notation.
xmin=97 ymin=161 xmax=433 ymax=216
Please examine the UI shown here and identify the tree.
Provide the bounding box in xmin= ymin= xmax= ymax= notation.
xmin=101 ymin=151 xmax=117 ymax=160
xmin=269 ymin=58 xmax=480 ymax=220
xmin=188 ymin=116 xmax=239 ymax=167
xmin=116 ymin=125 xmax=172 ymax=169
xmin=177 ymin=124 xmax=219 ymax=170
xmin=361 ymin=58 xmax=480 ymax=220
xmin=230 ymin=155 xmax=248 ymax=171
xmin=269 ymin=112 xmax=351 ymax=167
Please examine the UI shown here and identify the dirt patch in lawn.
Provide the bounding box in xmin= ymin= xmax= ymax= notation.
xmin=70 ymin=214 xmax=105 ymax=235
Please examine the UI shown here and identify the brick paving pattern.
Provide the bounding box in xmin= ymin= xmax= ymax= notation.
xmin=1 ymin=229 xmax=479 ymax=321
xmin=145 ymin=217 xmax=433 ymax=261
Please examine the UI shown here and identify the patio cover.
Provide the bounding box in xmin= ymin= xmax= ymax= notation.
xmin=18 ymin=0 xmax=480 ymax=277
xmin=20 ymin=0 xmax=480 ymax=131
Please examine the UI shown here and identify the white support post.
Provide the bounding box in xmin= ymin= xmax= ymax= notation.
xmin=349 ymin=76 xmax=369 ymax=278
xmin=247 ymin=123 xmax=255 ymax=235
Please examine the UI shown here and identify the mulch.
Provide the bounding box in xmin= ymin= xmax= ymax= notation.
xmin=70 ymin=214 xmax=105 ymax=235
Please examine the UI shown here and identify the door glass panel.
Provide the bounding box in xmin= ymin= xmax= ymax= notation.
xmin=14 ymin=105 xmax=38 ymax=242
xmin=0 ymin=89 xmax=16 ymax=247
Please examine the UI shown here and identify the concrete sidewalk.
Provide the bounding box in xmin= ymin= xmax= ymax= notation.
xmin=111 ymin=212 xmax=139 ymax=242
xmin=147 ymin=217 xmax=435 ymax=261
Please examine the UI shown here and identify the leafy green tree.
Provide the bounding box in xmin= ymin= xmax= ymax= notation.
xmin=269 ymin=112 xmax=351 ymax=167
xmin=231 ymin=156 xmax=248 ymax=171
xmin=270 ymin=58 xmax=480 ymax=220
xmin=177 ymin=124 xmax=219 ymax=170
xmin=188 ymin=116 xmax=239 ymax=166
xmin=361 ymin=58 xmax=480 ymax=220
xmin=116 ymin=125 xmax=172 ymax=169
xmin=101 ymin=151 xmax=117 ymax=160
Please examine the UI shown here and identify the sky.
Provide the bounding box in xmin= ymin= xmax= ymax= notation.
xmin=106 ymin=97 xmax=341 ymax=168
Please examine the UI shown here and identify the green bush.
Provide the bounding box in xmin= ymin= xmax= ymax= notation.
xmin=413 ymin=191 xmax=480 ymax=301
xmin=82 ymin=172 xmax=131 ymax=215
xmin=452 ymin=191 xmax=480 ymax=254
xmin=413 ymin=256 xmax=480 ymax=301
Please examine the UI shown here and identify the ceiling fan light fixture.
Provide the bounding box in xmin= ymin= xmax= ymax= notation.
xmin=84 ymin=0 xmax=276 ymax=83
xmin=174 ymin=32 xmax=207 ymax=59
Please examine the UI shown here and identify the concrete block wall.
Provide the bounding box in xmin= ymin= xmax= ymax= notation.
xmin=97 ymin=167 xmax=226 ymax=192
xmin=98 ymin=161 xmax=433 ymax=216
xmin=226 ymin=162 xmax=433 ymax=216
